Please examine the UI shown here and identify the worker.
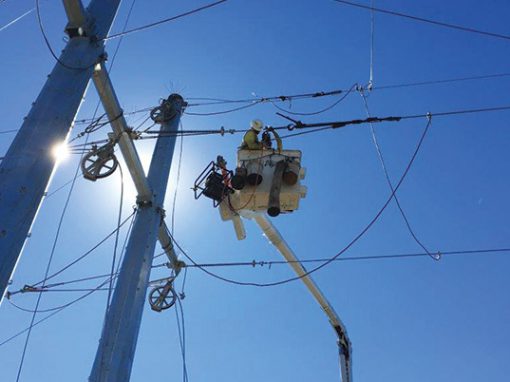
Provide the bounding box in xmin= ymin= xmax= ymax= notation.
xmin=241 ymin=119 xmax=265 ymax=150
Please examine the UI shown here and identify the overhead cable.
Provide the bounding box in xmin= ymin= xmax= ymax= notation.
xmin=8 ymin=278 xmax=114 ymax=314
xmin=359 ymin=89 xmax=436 ymax=259
xmin=167 ymin=116 xmax=432 ymax=287
xmin=106 ymin=164 xmax=125 ymax=308
xmin=30 ymin=211 xmax=135 ymax=288
xmin=186 ymin=89 xmax=346 ymax=108
xmin=333 ymin=0 xmax=510 ymax=42
xmin=184 ymin=100 xmax=263 ymax=116
xmin=176 ymin=248 xmax=510 ymax=269
xmin=103 ymin=0 xmax=230 ymax=41
xmin=0 ymin=129 xmax=18 ymax=135
xmin=71 ymin=71 xmax=510 ymax=124
xmin=15 ymin=96 xmax=93 ymax=381
xmin=69 ymin=103 xmax=510 ymax=149
xmin=12 ymin=247 xmax=510 ymax=296
xmin=374 ymin=72 xmax=510 ymax=91
xmin=0 ymin=8 xmax=34 ymax=33
xmin=268 ymin=84 xmax=357 ymax=116
xmin=368 ymin=0 xmax=375 ymax=88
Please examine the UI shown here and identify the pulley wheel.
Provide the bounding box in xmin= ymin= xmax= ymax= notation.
xmin=81 ymin=150 xmax=118 ymax=181
xmin=148 ymin=285 xmax=177 ymax=312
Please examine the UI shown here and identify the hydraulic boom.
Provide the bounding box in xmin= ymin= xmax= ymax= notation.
xmin=252 ymin=213 xmax=352 ymax=382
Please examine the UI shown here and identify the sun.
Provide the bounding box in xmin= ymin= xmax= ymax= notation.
xmin=51 ymin=141 xmax=69 ymax=162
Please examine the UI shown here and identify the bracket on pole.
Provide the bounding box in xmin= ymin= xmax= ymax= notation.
xmin=63 ymin=0 xmax=90 ymax=38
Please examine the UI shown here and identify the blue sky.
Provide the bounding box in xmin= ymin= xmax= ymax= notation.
xmin=1 ymin=0 xmax=509 ymax=381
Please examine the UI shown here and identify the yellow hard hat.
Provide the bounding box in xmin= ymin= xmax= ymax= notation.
xmin=250 ymin=119 xmax=264 ymax=132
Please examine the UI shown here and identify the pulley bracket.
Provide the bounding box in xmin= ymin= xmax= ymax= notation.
xmin=148 ymin=280 xmax=177 ymax=312
xmin=81 ymin=142 xmax=119 ymax=181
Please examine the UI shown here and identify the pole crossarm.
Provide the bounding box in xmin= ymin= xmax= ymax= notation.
xmin=91 ymin=64 xmax=183 ymax=272
xmin=0 ymin=0 xmax=121 ymax=305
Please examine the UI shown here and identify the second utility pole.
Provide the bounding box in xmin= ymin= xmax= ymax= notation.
xmin=89 ymin=94 xmax=185 ymax=382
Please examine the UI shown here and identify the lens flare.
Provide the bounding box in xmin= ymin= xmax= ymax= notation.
xmin=52 ymin=142 xmax=69 ymax=162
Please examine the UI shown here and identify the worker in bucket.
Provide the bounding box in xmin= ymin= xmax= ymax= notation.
xmin=240 ymin=119 xmax=265 ymax=150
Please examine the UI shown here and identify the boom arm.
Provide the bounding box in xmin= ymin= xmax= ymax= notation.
xmin=252 ymin=214 xmax=352 ymax=382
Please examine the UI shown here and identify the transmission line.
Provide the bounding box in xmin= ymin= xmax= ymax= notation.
xmin=358 ymin=89 xmax=437 ymax=260
xmin=167 ymin=116 xmax=432 ymax=287
xmin=0 ymin=8 xmax=34 ymax=33
xmin=333 ymin=0 xmax=510 ymax=42
xmin=176 ymin=248 xmax=510 ymax=269
xmin=103 ymin=0 xmax=230 ymax=41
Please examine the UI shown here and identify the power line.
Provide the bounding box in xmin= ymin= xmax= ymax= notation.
xmin=0 ymin=129 xmax=18 ymax=135
xmin=368 ymin=0 xmax=375 ymax=88
xmin=3 ymin=214 xmax=138 ymax=348
xmin=167 ymin=117 xmax=432 ymax=287
xmin=15 ymin=100 xmax=90 ymax=380
xmin=184 ymin=100 xmax=263 ymax=116
xmin=277 ymin=104 xmax=510 ymax=135
xmin=175 ymin=296 xmax=189 ymax=382
xmin=68 ymin=71 xmax=510 ymax=125
xmin=374 ymin=72 xmax=510 ymax=91
xmin=30 ymin=211 xmax=135 ymax=288
xmin=359 ymin=89 xmax=437 ymax=260
xmin=186 ymin=89 xmax=347 ymax=109
xmin=8 ymin=278 xmax=114 ymax=314
xmin=268 ymin=84 xmax=357 ymax=116
xmin=0 ymin=8 xmax=34 ymax=33
xmin=333 ymin=0 xmax=510 ymax=42
xmin=103 ymin=0 xmax=230 ymax=41
xmin=64 ymin=102 xmax=510 ymax=151
xmin=177 ymin=248 xmax=510 ymax=269
xmin=10 ymin=262 xmax=166 ymax=297
xmin=10 ymin=247 xmax=510 ymax=298
xmin=106 ymin=164 xmax=124 ymax=308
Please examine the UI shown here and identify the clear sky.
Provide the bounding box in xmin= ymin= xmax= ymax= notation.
xmin=1 ymin=0 xmax=509 ymax=381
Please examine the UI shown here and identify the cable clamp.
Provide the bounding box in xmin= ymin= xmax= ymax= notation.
xmin=434 ymin=251 xmax=442 ymax=261
xmin=136 ymin=196 xmax=153 ymax=208
xmin=21 ymin=285 xmax=38 ymax=293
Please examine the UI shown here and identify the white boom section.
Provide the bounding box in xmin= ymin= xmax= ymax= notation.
xmin=253 ymin=213 xmax=352 ymax=382
xmin=92 ymin=63 xmax=181 ymax=272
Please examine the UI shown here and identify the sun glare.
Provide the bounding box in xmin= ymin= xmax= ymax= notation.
xmin=51 ymin=141 xmax=69 ymax=162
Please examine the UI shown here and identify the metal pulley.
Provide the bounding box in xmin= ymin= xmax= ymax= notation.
xmin=81 ymin=142 xmax=118 ymax=181
xmin=150 ymin=94 xmax=186 ymax=123
xmin=148 ymin=280 xmax=177 ymax=312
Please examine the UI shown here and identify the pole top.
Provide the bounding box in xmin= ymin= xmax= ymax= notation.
xmin=150 ymin=94 xmax=187 ymax=123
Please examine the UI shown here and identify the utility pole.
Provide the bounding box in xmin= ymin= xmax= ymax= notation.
xmin=0 ymin=0 xmax=121 ymax=304
xmin=89 ymin=94 xmax=185 ymax=382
